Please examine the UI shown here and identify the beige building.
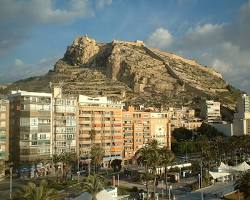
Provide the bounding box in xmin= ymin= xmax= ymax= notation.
xmin=200 ymin=100 xmax=221 ymax=122
xmin=52 ymin=87 xmax=77 ymax=154
xmin=78 ymin=95 xmax=124 ymax=167
xmin=122 ymin=107 xmax=150 ymax=162
xmin=182 ymin=118 xmax=203 ymax=130
xmin=0 ymin=98 xmax=9 ymax=164
xmin=122 ymin=107 xmax=171 ymax=163
xmin=166 ymin=107 xmax=201 ymax=131
xmin=233 ymin=94 xmax=250 ymax=136
xmin=8 ymin=90 xmax=52 ymax=168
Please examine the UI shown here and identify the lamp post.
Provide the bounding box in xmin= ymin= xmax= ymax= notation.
xmin=200 ymin=161 xmax=203 ymax=189
xmin=168 ymin=185 xmax=172 ymax=200
xmin=10 ymin=166 xmax=13 ymax=200
xmin=198 ymin=174 xmax=201 ymax=189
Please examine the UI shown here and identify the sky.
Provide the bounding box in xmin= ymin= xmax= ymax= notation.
xmin=0 ymin=0 xmax=250 ymax=93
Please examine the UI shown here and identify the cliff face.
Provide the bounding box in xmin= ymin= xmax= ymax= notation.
xmin=5 ymin=36 xmax=241 ymax=110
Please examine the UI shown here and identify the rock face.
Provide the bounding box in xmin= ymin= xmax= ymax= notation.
xmin=5 ymin=36 xmax=241 ymax=111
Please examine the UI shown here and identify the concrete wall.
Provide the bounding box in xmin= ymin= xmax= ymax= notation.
xmin=210 ymin=122 xmax=234 ymax=137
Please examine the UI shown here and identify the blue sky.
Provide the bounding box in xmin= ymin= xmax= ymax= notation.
xmin=0 ymin=0 xmax=250 ymax=93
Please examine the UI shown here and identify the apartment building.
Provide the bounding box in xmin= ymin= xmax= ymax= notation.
xmin=78 ymin=95 xmax=124 ymax=167
xmin=52 ymin=87 xmax=77 ymax=154
xmin=200 ymin=100 xmax=221 ymax=122
xmin=122 ymin=107 xmax=171 ymax=163
xmin=165 ymin=107 xmax=201 ymax=131
xmin=122 ymin=107 xmax=150 ymax=162
xmin=8 ymin=90 xmax=52 ymax=167
xmin=0 ymin=98 xmax=9 ymax=164
xmin=233 ymin=94 xmax=250 ymax=136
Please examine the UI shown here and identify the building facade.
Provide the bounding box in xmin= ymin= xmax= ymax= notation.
xmin=122 ymin=107 xmax=171 ymax=163
xmin=52 ymin=87 xmax=77 ymax=154
xmin=150 ymin=112 xmax=171 ymax=148
xmin=233 ymin=94 xmax=250 ymax=136
xmin=200 ymin=100 xmax=221 ymax=122
xmin=122 ymin=107 xmax=150 ymax=162
xmin=9 ymin=91 xmax=52 ymax=167
xmin=78 ymin=95 xmax=124 ymax=167
xmin=0 ymin=98 xmax=9 ymax=164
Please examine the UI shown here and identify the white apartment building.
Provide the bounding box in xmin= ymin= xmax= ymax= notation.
xmin=52 ymin=87 xmax=77 ymax=154
xmin=233 ymin=94 xmax=250 ymax=136
xmin=200 ymin=100 xmax=221 ymax=122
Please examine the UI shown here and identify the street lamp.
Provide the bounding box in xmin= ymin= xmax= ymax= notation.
xmin=10 ymin=166 xmax=13 ymax=200
xmin=200 ymin=161 xmax=203 ymax=189
xmin=168 ymin=185 xmax=172 ymax=200
xmin=198 ymin=174 xmax=201 ymax=189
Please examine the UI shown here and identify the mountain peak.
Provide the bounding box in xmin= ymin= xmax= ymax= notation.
xmin=4 ymin=36 xmax=241 ymax=119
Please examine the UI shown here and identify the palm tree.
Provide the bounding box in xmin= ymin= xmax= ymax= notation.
xmin=140 ymin=172 xmax=154 ymax=196
xmin=14 ymin=180 xmax=58 ymax=200
xmin=60 ymin=152 xmax=77 ymax=181
xmin=235 ymin=171 xmax=250 ymax=199
xmin=52 ymin=154 xmax=61 ymax=182
xmin=147 ymin=141 xmax=160 ymax=195
xmin=135 ymin=144 xmax=152 ymax=197
xmin=81 ymin=174 xmax=104 ymax=200
xmin=135 ymin=140 xmax=160 ymax=196
xmin=159 ymin=147 xmax=175 ymax=193
xmin=90 ymin=144 xmax=104 ymax=173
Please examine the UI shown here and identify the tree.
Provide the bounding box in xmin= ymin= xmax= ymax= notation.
xmin=90 ymin=144 xmax=104 ymax=173
xmin=81 ymin=174 xmax=104 ymax=200
xmin=52 ymin=154 xmax=61 ymax=182
xmin=110 ymin=159 xmax=122 ymax=172
xmin=197 ymin=123 xmax=224 ymax=138
xmin=172 ymin=127 xmax=194 ymax=142
xmin=235 ymin=171 xmax=250 ymax=199
xmin=0 ymin=162 xmax=5 ymax=175
xmin=135 ymin=140 xmax=161 ymax=196
xmin=140 ymin=172 xmax=154 ymax=196
xmin=14 ymin=180 xmax=58 ymax=200
xmin=159 ymin=147 xmax=175 ymax=193
xmin=60 ymin=152 xmax=77 ymax=181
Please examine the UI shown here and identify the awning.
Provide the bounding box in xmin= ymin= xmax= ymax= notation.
xmin=209 ymin=171 xmax=230 ymax=179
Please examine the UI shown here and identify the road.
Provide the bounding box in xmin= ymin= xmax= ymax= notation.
xmin=175 ymin=182 xmax=235 ymax=200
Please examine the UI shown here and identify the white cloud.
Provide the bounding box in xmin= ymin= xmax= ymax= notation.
xmin=96 ymin=0 xmax=113 ymax=9
xmin=14 ymin=58 xmax=24 ymax=66
xmin=146 ymin=1 xmax=250 ymax=93
xmin=0 ymin=0 xmax=93 ymax=24
xmin=0 ymin=0 xmax=113 ymax=55
xmin=146 ymin=27 xmax=173 ymax=49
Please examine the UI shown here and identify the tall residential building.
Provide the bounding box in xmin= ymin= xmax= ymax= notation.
xmin=122 ymin=107 xmax=150 ymax=162
xmin=122 ymin=107 xmax=171 ymax=163
xmin=233 ymin=94 xmax=250 ymax=136
xmin=0 ymin=98 xmax=9 ymax=164
xmin=200 ymin=100 xmax=221 ymax=122
xmin=52 ymin=87 xmax=77 ymax=154
xmin=78 ymin=95 xmax=124 ymax=168
xmin=8 ymin=91 xmax=52 ymax=168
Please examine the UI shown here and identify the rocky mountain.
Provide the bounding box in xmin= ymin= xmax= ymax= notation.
xmin=2 ymin=36 xmax=241 ymax=114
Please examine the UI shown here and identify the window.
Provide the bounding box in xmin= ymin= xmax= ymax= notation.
xmin=0 ymin=113 xmax=6 ymax=119
xmin=0 ymin=121 xmax=6 ymax=127
xmin=39 ymin=134 xmax=46 ymax=140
